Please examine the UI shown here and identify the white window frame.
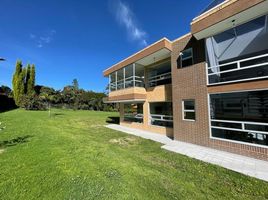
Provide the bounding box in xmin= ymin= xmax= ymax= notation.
xmin=207 ymin=53 xmax=268 ymax=86
xmin=208 ymin=88 xmax=268 ymax=149
xmin=182 ymin=100 xmax=196 ymax=121
xmin=180 ymin=48 xmax=194 ymax=68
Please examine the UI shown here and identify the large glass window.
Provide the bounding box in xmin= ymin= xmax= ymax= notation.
xmin=125 ymin=65 xmax=134 ymax=88
xmin=149 ymin=102 xmax=173 ymax=128
xmin=148 ymin=61 xmax=171 ymax=87
xmin=210 ymin=90 xmax=268 ymax=146
xmin=108 ymin=64 xmax=145 ymax=92
xmin=123 ymin=103 xmax=143 ymax=123
xmin=117 ymin=68 xmax=124 ymax=90
xmin=135 ymin=64 xmax=145 ymax=87
xmin=206 ymin=15 xmax=268 ymax=85
xmin=110 ymin=72 xmax=116 ymax=92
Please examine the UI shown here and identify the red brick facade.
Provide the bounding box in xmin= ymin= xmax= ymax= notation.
xmin=171 ymin=34 xmax=268 ymax=161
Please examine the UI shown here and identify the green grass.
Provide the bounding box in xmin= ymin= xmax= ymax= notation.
xmin=0 ymin=109 xmax=267 ymax=200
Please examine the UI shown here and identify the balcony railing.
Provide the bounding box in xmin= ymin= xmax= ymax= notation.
xmin=148 ymin=72 xmax=172 ymax=87
xmin=150 ymin=114 xmax=173 ymax=128
xmin=109 ymin=76 xmax=144 ymax=92
xmin=124 ymin=113 xmax=143 ymax=123
xmin=207 ymin=53 xmax=268 ymax=85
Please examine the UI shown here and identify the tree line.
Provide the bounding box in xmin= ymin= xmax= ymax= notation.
xmin=0 ymin=60 xmax=115 ymax=112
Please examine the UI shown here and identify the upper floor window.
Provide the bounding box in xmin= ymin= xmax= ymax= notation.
xmin=181 ymin=48 xmax=193 ymax=68
xmin=206 ymin=15 xmax=268 ymax=85
xmin=108 ymin=63 xmax=144 ymax=92
xmin=148 ymin=60 xmax=171 ymax=87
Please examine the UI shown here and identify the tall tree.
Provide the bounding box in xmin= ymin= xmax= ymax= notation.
xmin=25 ymin=64 xmax=31 ymax=94
xmin=27 ymin=64 xmax=35 ymax=95
xmin=17 ymin=68 xmax=27 ymax=106
xmin=72 ymin=78 xmax=79 ymax=91
xmin=12 ymin=60 xmax=23 ymax=106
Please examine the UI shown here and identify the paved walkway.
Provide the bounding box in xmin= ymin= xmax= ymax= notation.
xmin=106 ymin=124 xmax=268 ymax=182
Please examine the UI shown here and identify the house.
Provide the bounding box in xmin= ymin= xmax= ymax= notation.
xmin=103 ymin=0 xmax=268 ymax=161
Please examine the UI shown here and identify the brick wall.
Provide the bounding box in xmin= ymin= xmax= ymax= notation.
xmin=171 ymin=34 xmax=268 ymax=161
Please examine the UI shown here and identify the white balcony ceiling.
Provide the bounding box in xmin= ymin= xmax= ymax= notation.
xmin=135 ymin=48 xmax=171 ymax=66
xmin=194 ymin=0 xmax=268 ymax=39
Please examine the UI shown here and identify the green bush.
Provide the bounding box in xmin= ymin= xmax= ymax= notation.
xmin=21 ymin=94 xmax=47 ymax=110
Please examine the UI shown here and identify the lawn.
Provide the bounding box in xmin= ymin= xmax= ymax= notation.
xmin=0 ymin=109 xmax=267 ymax=200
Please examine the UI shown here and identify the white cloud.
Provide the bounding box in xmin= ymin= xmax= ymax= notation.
xmin=112 ymin=0 xmax=148 ymax=47
xmin=30 ymin=30 xmax=56 ymax=48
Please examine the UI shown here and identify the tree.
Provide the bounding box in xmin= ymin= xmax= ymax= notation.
xmin=27 ymin=64 xmax=35 ymax=95
xmin=0 ymin=85 xmax=12 ymax=97
xmin=39 ymin=87 xmax=57 ymax=116
xmin=72 ymin=78 xmax=79 ymax=91
xmin=17 ymin=68 xmax=26 ymax=106
xmin=25 ymin=64 xmax=31 ymax=94
xmin=12 ymin=60 xmax=23 ymax=106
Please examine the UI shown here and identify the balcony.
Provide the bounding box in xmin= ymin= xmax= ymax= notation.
xmin=192 ymin=0 xmax=268 ymax=40
xmin=103 ymin=38 xmax=172 ymax=103
xmin=206 ymin=14 xmax=268 ymax=85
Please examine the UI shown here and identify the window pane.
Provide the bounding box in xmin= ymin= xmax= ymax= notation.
xmin=212 ymin=128 xmax=268 ymax=146
xmin=211 ymin=121 xmax=242 ymax=129
xmin=184 ymin=100 xmax=195 ymax=110
xmin=208 ymin=65 xmax=268 ymax=84
xmin=181 ymin=48 xmax=193 ymax=68
xmin=148 ymin=61 xmax=171 ymax=87
xmin=182 ymin=58 xmax=193 ymax=68
xmin=124 ymin=103 xmax=143 ymax=123
xmin=125 ymin=65 xmax=134 ymax=88
xmin=210 ymin=90 xmax=268 ymax=146
xmin=184 ymin=111 xmax=195 ymax=120
xmin=150 ymin=102 xmax=173 ymax=127
xmin=210 ymin=91 xmax=268 ymax=123
xmin=182 ymin=48 xmax=192 ymax=59
xmin=134 ymin=64 xmax=144 ymax=87
xmin=110 ymin=72 xmax=116 ymax=91
xmin=117 ymin=69 xmax=124 ymax=90
xmin=245 ymin=124 xmax=268 ymax=132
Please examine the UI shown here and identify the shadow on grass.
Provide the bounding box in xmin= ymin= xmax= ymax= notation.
xmin=0 ymin=135 xmax=33 ymax=148
xmin=106 ymin=116 xmax=120 ymax=125
xmin=53 ymin=113 xmax=65 ymax=116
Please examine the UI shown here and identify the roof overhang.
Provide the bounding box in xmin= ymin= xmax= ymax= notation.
xmin=191 ymin=0 xmax=267 ymax=40
xmin=103 ymin=38 xmax=172 ymax=77
xmin=103 ymin=98 xmax=146 ymax=103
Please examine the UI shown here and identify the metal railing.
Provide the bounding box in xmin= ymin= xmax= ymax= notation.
xmin=148 ymin=72 xmax=171 ymax=87
xmin=150 ymin=114 xmax=173 ymax=128
xmin=207 ymin=53 xmax=268 ymax=85
xmin=123 ymin=113 xmax=143 ymax=123
xmin=150 ymin=114 xmax=173 ymax=122
xmin=109 ymin=76 xmax=144 ymax=92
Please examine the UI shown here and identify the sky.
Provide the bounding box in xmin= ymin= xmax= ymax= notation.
xmin=0 ymin=0 xmax=211 ymax=92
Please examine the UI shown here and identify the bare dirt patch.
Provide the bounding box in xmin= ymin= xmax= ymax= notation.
xmin=109 ymin=136 xmax=139 ymax=147
xmin=0 ymin=149 xmax=5 ymax=154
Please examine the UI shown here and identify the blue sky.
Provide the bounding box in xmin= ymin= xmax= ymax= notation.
xmin=0 ymin=0 xmax=211 ymax=92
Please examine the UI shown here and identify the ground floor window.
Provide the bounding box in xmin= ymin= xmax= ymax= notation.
xmin=123 ymin=103 xmax=143 ymax=123
xmin=149 ymin=102 xmax=173 ymax=128
xmin=182 ymin=100 xmax=196 ymax=121
xmin=210 ymin=90 xmax=268 ymax=146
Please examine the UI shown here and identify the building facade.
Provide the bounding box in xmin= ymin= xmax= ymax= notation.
xmin=103 ymin=0 xmax=268 ymax=161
